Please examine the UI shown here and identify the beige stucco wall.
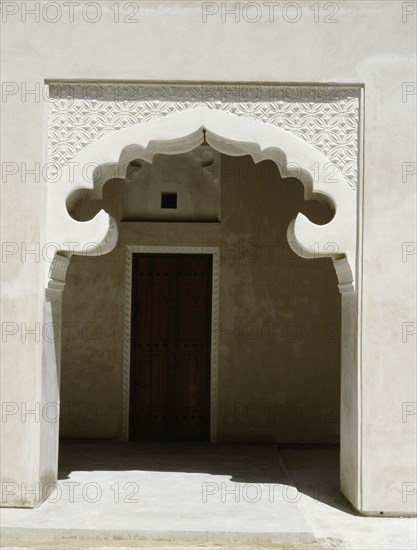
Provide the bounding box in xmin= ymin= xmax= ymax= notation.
xmin=60 ymin=155 xmax=341 ymax=443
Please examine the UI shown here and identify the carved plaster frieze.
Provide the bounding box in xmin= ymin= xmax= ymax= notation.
xmin=48 ymin=83 xmax=360 ymax=190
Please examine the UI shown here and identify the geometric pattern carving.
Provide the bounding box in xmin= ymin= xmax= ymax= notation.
xmin=48 ymin=83 xmax=360 ymax=190
xmin=122 ymin=245 xmax=220 ymax=442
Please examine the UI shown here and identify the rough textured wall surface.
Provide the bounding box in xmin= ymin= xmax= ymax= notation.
xmin=60 ymin=154 xmax=341 ymax=443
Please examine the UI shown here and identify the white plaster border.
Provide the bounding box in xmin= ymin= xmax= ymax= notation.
xmin=46 ymin=83 xmax=365 ymax=513
xmin=122 ymin=245 xmax=220 ymax=442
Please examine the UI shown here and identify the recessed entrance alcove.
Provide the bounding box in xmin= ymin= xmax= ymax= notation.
xmin=60 ymin=149 xmax=340 ymax=446
xmin=41 ymin=82 xmax=361 ymax=513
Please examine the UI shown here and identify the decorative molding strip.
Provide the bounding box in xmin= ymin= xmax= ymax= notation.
xmin=48 ymin=82 xmax=360 ymax=190
xmin=49 ymin=253 xmax=70 ymax=283
xmin=122 ymin=245 xmax=220 ymax=442
xmin=333 ymin=257 xmax=355 ymax=294
xmin=46 ymin=254 xmax=70 ymax=301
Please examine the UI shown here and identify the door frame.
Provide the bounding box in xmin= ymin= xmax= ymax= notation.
xmin=123 ymin=245 xmax=220 ymax=442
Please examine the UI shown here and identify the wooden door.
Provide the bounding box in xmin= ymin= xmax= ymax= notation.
xmin=129 ymin=254 xmax=212 ymax=441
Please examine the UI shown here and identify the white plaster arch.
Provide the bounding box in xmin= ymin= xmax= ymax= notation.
xmin=47 ymin=107 xmax=356 ymax=292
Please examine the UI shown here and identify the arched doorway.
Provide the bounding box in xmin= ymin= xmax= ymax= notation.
xmin=45 ymin=108 xmax=359 ymax=509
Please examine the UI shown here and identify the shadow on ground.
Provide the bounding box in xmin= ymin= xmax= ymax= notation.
xmin=58 ymin=440 xmax=356 ymax=516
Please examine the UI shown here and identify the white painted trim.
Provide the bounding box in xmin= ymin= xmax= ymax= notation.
xmin=122 ymin=245 xmax=220 ymax=442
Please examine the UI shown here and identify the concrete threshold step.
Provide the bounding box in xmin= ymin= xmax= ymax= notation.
xmin=1 ymin=527 xmax=323 ymax=549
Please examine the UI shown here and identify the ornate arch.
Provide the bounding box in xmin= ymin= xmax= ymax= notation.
xmin=46 ymin=107 xmax=356 ymax=293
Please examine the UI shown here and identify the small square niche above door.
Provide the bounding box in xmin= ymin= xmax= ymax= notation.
xmin=122 ymin=145 xmax=220 ymax=222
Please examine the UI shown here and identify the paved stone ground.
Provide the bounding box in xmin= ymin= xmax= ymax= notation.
xmin=1 ymin=442 xmax=416 ymax=549
xmin=1 ymin=442 xmax=313 ymax=547
xmin=278 ymin=446 xmax=417 ymax=550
